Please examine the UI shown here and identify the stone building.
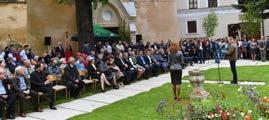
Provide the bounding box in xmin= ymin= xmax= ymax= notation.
xmin=135 ymin=0 xmax=179 ymax=42
xmin=176 ymin=0 xmax=269 ymax=39
xmin=27 ymin=0 xmax=135 ymax=55
xmin=0 ymin=0 xmax=27 ymax=47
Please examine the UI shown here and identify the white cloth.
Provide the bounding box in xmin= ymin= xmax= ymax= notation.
xmin=20 ymin=50 xmax=28 ymax=61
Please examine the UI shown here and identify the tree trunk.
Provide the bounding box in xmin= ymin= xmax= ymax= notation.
xmin=75 ymin=0 xmax=95 ymax=52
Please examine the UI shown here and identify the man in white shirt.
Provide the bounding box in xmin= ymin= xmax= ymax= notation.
xmin=20 ymin=45 xmax=29 ymax=61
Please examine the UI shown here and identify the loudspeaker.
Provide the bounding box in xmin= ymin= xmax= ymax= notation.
xmin=44 ymin=37 xmax=51 ymax=46
xmin=136 ymin=34 xmax=142 ymax=43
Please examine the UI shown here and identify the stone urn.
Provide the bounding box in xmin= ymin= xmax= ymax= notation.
xmin=188 ymin=69 xmax=210 ymax=100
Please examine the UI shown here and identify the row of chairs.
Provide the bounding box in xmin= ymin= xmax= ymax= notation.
xmin=2 ymin=70 xmax=99 ymax=119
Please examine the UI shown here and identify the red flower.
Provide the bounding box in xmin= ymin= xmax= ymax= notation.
xmin=221 ymin=111 xmax=228 ymax=120
xmin=244 ymin=114 xmax=251 ymax=120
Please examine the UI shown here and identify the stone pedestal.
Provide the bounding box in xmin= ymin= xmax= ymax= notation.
xmin=188 ymin=69 xmax=209 ymax=100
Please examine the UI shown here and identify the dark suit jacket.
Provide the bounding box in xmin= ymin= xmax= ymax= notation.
xmin=30 ymin=71 xmax=47 ymax=90
xmin=0 ymin=79 xmax=12 ymax=95
xmin=55 ymin=46 xmax=65 ymax=57
xmin=13 ymin=76 xmax=31 ymax=93
xmin=63 ymin=64 xmax=80 ymax=84
xmin=87 ymin=64 xmax=99 ymax=79
xmin=114 ymin=57 xmax=126 ymax=71
xmin=144 ymin=55 xmax=152 ymax=65
xmin=137 ymin=56 xmax=147 ymax=66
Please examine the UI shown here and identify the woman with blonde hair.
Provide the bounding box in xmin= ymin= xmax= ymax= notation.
xmin=168 ymin=42 xmax=184 ymax=101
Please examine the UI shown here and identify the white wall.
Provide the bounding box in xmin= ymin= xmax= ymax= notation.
xmin=264 ymin=19 xmax=269 ymax=37
xmin=177 ymin=8 xmax=241 ymax=39
xmin=177 ymin=0 xmax=238 ymax=10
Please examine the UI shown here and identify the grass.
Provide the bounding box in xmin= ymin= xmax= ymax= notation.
xmin=70 ymin=65 xmax=269 ymax=120
xmin=183 ymin=65 xmax=269 ymax=83
xmin=70 ymin=83 xmax=269 ymax=120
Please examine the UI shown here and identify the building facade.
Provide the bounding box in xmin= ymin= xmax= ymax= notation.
xmin=135 ymin=0 xmax=179 ymax=42
xmin=177 ymin=0 xmax=242 ymax=39
xmin=177 ymin=0 xmax=269 ymax=39
xmin=0 ymin=0 xmax=27 ymax=48
xmin=27 ymin=0 xmax=134 ymax=55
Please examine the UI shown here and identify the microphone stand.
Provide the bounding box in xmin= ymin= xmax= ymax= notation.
xmin=217 ymin=53 xmax=223 ymax=84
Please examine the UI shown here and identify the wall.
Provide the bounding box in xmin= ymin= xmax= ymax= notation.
xmin=264 ymin=19 xmax=269 ymax=37
xmin=177 ymin=7 xmax=241 ymax=39
xmin=27 ymin=0 xmax=77 ymax=55
xmin=177 ymin=0 xmax=238 ymax=10
xmin=0 ymin=2 xmax=27 ymax=47
xmin=136 ymin=0 xmax=180 ymax=42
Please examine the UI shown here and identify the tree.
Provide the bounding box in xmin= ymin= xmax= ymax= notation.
xmin=56 ymin=0 xmax=108 ymax=51
xmin=118 ymin=19 xmax=131 ymax=43
xmin=202 ymin=11 xmax=218 ymax=38
xmin=240 ymin=3 xmax=262 ymax=37
xmin=233 ymin=0 xmax=269 ymax=36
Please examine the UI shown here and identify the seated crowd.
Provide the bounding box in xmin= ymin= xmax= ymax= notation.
xmin=0 ymin=41 xmax=169 ymax=119
xmin=0 ymin=35 xmax=268 ymax=119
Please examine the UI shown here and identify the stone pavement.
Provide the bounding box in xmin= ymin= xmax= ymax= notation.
xmin=15 ymin=60 xmax=269 ymax=120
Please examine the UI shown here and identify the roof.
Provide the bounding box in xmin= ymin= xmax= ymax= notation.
xmin=122 ymin=2 xmax=136 ymax=17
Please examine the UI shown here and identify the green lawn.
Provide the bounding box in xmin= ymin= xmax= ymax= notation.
xmin=70 ymin=65 xmax=269 ymax=120
xmin=183 ymin=65 xmax=269 ymax=83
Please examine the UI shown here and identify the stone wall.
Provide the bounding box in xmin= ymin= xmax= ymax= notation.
xmin=0 ymin=2 xmax=26 ymax=48
xmin=136 ymin=0 xmax=180 ymax=42
xmin=27 ymin=0 xmax=77 ymax=55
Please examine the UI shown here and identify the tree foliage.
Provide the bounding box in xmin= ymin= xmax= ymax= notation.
xmin=233 ymin=0 xmax=269 ymax=19
xmin=202 ymin=11 xmax=218 ymax=38
xmin=118 ymin=20 xmax=131 ymax=43
xmin=240 ymin=3 xmax=262 ymax=37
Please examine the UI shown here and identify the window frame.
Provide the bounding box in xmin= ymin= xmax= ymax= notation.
xmin=187 ymin=21 xmax=198 ymax=34
xmin=189 ymin=0 xmax=198 ymax=9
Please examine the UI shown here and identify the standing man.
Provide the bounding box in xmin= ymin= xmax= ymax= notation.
xmin=266 ymin=36 xmax=269 ymax=60
xmin=258 ymin=36 xmax=267 ymax=62
xmin=55 ymin=42 xmax=65 ymax=58
xmin=227 ymin=37 xmax=238 ymax=84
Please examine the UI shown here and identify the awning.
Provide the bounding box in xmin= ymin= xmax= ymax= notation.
xmin=94 ymin=24 xmax=120 ymax=41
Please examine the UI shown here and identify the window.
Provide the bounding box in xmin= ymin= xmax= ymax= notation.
xmin=208 ymin=0 xmax=218 ymax=8
xmin=189 ymin=0 xmax=198 ymax=9
xmin=187 ymin=21 xmax=197 ymax=33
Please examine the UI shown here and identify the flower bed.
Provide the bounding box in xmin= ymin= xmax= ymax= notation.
xmin=156 ymin=85 xmax=269 ymax=120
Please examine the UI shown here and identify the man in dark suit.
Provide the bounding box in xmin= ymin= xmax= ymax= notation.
xmin=55 ymin=42 xmax=65 ymax=58
xmin=0 ymin=68 xmax=16 ymax=119
xmin=115 ymin=52 xmax=135 ymax=85
xmin=63 ymin=57 xmax=85 ymax=98
xmin=137 ymin=50 xmax=152 ymax=78
xmin=144 ymin=50 xmax=160 ymax=76
xmin=30 ymin=63 xmax=57 ymax=110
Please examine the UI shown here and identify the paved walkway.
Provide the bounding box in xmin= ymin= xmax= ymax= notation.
xmin=15 ymin=60 xmax=269 ymax=120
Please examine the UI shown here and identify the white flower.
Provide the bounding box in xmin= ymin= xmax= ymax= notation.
xmin=227 ymin=112 xmax=230 ymax=115
xmin=241 ymin=112 xmax=245 ymax=117
xmin=237 ymin=86 xmax=242 ymax=92
xmin=248 ymin=110 xmax=252 ymax=114
xmin=188 ymin=84 xmax=191 ymax=87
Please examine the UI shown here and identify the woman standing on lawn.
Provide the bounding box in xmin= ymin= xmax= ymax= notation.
xmin=168 ymin=42 xmax=184 ymax=101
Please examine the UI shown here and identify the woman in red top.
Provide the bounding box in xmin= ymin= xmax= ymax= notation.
xmin=65 ymin=45 xmax=73 ymax=61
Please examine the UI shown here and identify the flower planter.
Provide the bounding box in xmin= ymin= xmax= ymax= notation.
xmin=188 ymin=69 xmax=210 ymax=100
